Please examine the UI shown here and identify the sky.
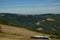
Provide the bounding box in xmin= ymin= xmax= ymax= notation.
xmin=0 ymin=0 xmax=60 ymax=15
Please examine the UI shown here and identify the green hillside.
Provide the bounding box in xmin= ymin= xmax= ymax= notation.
xmin=0 ymin=13 xmax=60 ymax=37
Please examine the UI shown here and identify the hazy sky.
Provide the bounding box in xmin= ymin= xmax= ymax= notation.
xmin=0 ymin=0 xmax=60 ymax=15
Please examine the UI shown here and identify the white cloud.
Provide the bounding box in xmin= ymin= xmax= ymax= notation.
xmin=0 ymin=6 xmax=60 ymax=14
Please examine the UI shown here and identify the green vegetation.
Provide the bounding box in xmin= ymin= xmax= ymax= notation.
xmin=0 ymin=13 xmax=60 ymax=37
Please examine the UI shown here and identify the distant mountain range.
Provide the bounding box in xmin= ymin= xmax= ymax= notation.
xmin=0 ymin=13 xmax=60 ymax=37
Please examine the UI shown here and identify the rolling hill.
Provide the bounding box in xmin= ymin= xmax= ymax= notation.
xmin=0 ymin=13 xmax=60 ymax=37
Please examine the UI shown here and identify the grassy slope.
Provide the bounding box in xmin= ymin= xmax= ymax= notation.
xmin=0 ymin=24 xmax=60 ymax=40
xmin=0 ymin=24 xmax=48 ymax=40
